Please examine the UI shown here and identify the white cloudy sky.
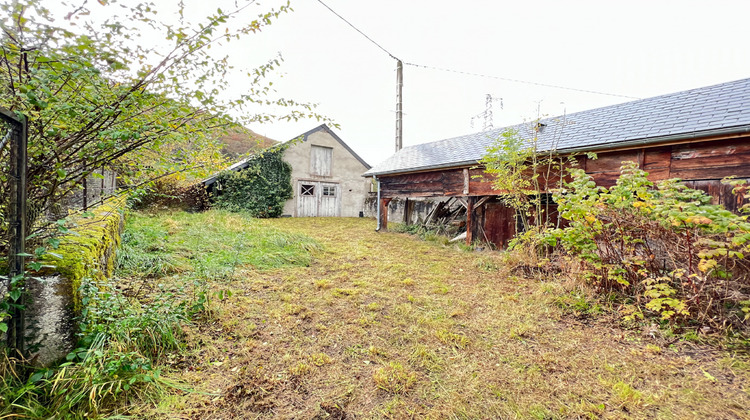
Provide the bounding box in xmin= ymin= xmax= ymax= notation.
xmin=72 ymin=0 xmax=750 ymax=167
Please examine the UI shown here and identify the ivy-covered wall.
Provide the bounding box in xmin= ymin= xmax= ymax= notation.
xmin=212 ymin=146 xmax=293 ymax=218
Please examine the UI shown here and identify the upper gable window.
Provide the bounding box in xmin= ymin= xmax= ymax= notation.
xmin=310 ymin=145 xmax=332 ymax=177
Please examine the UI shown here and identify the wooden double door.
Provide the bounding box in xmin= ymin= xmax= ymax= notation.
xmin=297 ymin=181 xmax=341 ymax=217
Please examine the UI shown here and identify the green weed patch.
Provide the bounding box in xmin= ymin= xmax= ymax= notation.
xmin=117 ymin=209 xmax=321 ymax=280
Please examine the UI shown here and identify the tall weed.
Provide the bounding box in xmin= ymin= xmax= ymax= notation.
xmin=0 ymin=276 xmax=190 ymax=419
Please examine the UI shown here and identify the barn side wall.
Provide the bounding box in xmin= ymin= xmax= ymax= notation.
xmin=377 ymin=135 xmax=750 ymax=246
xmin=363 ymin=195 xmax=449 ymax=224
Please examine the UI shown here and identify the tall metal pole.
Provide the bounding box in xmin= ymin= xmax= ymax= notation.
xmin=3 ymin=109 xmax=27 ymax=353
xmin=395 ymin=60 xmax=403 ymax=152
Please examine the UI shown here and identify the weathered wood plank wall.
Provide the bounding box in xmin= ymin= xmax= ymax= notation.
xmin=479 ymin=202 xmax=516 ymax=248
xmin=380 ymin=136 xmax=750 ymax=205
xmin=378 ymin=136 xmax=750 ymax=246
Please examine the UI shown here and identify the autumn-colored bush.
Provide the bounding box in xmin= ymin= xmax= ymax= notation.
xmin=548 ymin=162 xmax=750 ymax=333
xmin=128 ymin=179 xmax=209 ymax=212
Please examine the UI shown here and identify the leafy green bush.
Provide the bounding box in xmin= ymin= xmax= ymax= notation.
xmin=390 ymin=223 xmax=430 ymax=236
xmin=548 ymin=162 xmax=750 ymax=332
xmin=213 ymin=146 xmax=292 ymax=217
xmin=481 ymin=127 xmax=575 ymax=233
xmin=391 ymin=223 xmax=459 ymax=245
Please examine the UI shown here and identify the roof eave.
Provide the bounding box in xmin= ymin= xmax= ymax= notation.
xmin=556 ymin=124 xmax=750 ymax=155
xmin=201 ymin=158 xmax=253 ymax=186
xmin=365 ymin=124 xmax=750 ymax=178
xmin=363 ymin=159 xmax=480 ymax=177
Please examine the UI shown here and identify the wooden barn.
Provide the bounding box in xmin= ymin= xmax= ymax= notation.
xmin=365 ymin=77 xmax=750 ymax=247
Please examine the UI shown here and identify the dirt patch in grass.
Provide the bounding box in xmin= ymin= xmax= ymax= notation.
xmin=133 ymin=214 xmax=750 ymax=419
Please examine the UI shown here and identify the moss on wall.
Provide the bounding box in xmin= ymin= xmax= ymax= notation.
xmin=43 ymin=196 xmax=126 ymax=310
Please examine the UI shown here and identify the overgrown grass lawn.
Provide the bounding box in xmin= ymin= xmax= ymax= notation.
xmin=130 ymin=211 xmax=750 ymax=419
xmin=119 ymin=210 xmax=320 ymax=280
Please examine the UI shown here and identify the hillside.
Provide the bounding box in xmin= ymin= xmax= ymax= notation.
xmin=218 ymin=126 xmax=278 ymax=159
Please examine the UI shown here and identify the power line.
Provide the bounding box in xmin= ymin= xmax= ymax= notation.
xmin=315 ymin=0 xmax=400 ymax=61
xmin=315 ymin=1 xmax=640 ymax=100
xmin=403 ymin=62 xmax=640 ymax=99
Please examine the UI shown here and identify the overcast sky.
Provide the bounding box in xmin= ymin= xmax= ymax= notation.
xmin=80 ymin=0 xmax=750 ymax=167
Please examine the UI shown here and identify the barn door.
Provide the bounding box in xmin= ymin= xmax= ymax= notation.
xmin=297 ymin=182 xmax=341 ymax=217
xmin=298 ymin=182 xmax=318 ymax=217
xmin=318 ymin=182 xmax=340 ymax=217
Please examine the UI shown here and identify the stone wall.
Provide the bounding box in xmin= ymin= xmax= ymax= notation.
xmin=26 ymin=197 xmax=126 ymax=365
xmin=64 ymin=168 xmax=118 ymax=211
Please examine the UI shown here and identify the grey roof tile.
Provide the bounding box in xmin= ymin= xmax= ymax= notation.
xmin=365 ymin=77 xmax=750 ymax=177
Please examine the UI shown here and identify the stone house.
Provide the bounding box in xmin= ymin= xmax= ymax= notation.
xmin=280 ymin=124 xmax=371 ymax=217
xmin=204 ymin=124 xmax=371 ymax=217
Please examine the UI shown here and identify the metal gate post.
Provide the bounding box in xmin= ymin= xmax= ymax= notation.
xmin=2 ymin=108 xmax=28 ymax=353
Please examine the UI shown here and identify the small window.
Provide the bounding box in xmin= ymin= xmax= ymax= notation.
xmin=322 ymin=186 xmax=336 ymax=197
xmin=301 ymin=184 xmax=315 ymax=196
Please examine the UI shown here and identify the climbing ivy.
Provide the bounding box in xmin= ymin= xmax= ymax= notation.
xmin=213 ymin=146 xmax=293 ymax=218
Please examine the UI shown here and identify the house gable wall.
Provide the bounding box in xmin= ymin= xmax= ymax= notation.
xmin=282 ymin=128 xmax=370 ymax=217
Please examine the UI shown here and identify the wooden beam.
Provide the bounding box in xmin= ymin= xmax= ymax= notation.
xmin=403 ymin=198 xmax=410 ymax=225
xmin=475 ymin=196 xmax=491 ymax=208
xmin=463 ymin=168 xmax=469 ymax=195
xmin=380 ymin=198 xmax=392 ymax=231
xmin=638 ymin=148 xmax=645 ymax=169
xmin=465 ymin=196 xmax=475 ymax=246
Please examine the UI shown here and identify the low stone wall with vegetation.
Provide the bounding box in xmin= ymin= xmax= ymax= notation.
xmin=28 ymin=196 xmax=126 ymax=365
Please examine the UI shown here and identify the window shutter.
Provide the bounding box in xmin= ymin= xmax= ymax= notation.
xmin=310 ymin=145 xmax=332 ymax=176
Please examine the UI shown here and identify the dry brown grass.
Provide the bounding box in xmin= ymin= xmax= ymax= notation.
xmin=143 ymin=217 xmax=750 ymax=419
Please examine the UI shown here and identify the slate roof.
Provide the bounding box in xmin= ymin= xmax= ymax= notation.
xmin=203 ymin=124 xmax=370 ymax=186
xmin=365 ymin=77 xmax=750 ymax=177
